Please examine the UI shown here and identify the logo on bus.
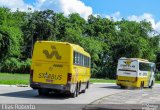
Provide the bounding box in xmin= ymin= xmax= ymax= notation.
xmin=43 ymin=45 xmax=62 ymax=60
xmin=124 ymin=60 xmax=132 ymax=66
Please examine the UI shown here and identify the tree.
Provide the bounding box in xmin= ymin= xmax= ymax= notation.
xmin=0 ymin=7 xmax=159 ymax=78
xmin=22 ymin=9 xmax=55 ymax=57
xmin=0 ymin=8 xmax=23 ymax=62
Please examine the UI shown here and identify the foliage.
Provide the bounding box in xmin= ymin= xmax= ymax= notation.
xmin=155 ymin=72 xmax=160 ymax=81
xmin=0 ymin=8 xmax=23 ymax=61
xmin=0 ymin=7 xmax=160 ymax=79
xmin=1 ymin=58 xmax=31 ymax=73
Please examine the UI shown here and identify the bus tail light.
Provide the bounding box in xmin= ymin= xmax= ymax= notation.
xmin=67 ymin=73 xmax=72 ymax=83
xmin=30 ymin=70 xmax=33 ymax=82
xmin=135 ymin=77 xmax=138 ymax=82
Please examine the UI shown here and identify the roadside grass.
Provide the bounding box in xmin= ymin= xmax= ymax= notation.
xmin=90 ymin=78 xmax=116 ymax=83
xmin=0 ymin=73 xmax=160 ymax=85
xmin=155 ymin=81 xmax=160 ymax=84
xmin=91 ymin=78 xmax=160 ymax=84
xmin=0 ymin=73 xmax=116 ymax=85
xmin=0 ymin=73 xmax=29 ymax=85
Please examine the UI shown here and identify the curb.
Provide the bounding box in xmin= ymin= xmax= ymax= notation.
xmin=92 ymin=83 xmax=116 ymax=85
xmin=0 ymin=84 xmax=29 ymax=87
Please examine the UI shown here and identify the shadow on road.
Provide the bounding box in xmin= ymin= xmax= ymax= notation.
xmin=0 ymin=90 xmax=70 ymax=100
xmin=100 ymin=85 xmax=121 ymax=90
xmin=100 ymin=85 xmax=141 ymax=90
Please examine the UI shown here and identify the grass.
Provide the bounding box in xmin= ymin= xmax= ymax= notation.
xmin=0 ymin=73 xmax=29 ymax=85
xmin=90 ymin=79 xmax=160 ymax=84
xmin=0 ymin=73 xmax=160 ymax=85
xmin=90 ymin=78 xmax=116 ymax=83
xmin=155 ymin=81 xmax=160 ymax=84
xmin=0 ymin=73 xmax=116 ymax=85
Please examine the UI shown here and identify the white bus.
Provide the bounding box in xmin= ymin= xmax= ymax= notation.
xmin=116 ymin=57 xmax=156 ymax=88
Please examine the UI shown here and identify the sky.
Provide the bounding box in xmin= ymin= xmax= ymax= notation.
xmin=0 ymin=0 xmax=159 ymax=33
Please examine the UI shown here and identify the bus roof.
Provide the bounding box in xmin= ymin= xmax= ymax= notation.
xmin=119 ymin=57 xmax=149 ymax=62
xmin=36 ymin=41 xmax=90 ymax=57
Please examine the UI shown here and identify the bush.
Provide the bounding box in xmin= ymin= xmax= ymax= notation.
xmin=1 ymin=58 xmax=21 ymax=73
xmin=1 ymin=58 xmax=31 ymax=73
xmin=19 ymin=58 xmax=31 ymax=73
xmin=155 ymin=72 xmax=160 ymax=81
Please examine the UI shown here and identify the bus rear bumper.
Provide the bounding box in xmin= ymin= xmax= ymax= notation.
xmin=116 ymin=80 xmax=138 ymax=88
xmin=30 ymin=82 xmax=72 ymax=93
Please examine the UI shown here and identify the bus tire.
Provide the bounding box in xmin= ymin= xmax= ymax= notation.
xmin=77 ymin=83 xmax=79 ymax=96
xmin=38 ymin=88 xmax=50 ymax=96
xmin=82 ymin=84 xmax=86 ymax=93
xmin=86 ymin=81 xmax=90 ymax=89
xmin=140 ymin=82 xmax=144 ymax=89
xmin=120 ymin=86 xmax=125 ymax=89
xmin=81 ymin=89 xmax=86 ymax=93
xmin=71 ymin=83 xmax=79 ymax=98
xmin=82 ymin=82 xmax=89 ymax=93
xmin=149 ymin=81 xmax=154 ymax=88
xmin=79 ymin=82 xmax=81 ymax=92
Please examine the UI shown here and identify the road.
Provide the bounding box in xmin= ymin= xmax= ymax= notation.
xmin=0 ymin=83 xmax=126 ymax=104
xmin=0 ymin=84 xmax=160 ymax=110
xmin=0 ymin=83 xmax=126 ymax=110
xmin=84 ymin=84 xmax=160 ymax=110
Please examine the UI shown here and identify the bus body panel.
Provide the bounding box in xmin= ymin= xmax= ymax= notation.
xmin=31 ymin=41 xmax=72 ymax=85
xmin=32 ymin=62 xmax=69 ymax=85
xmin=117 ymin=59 xmax=138 ymax=87
xmin=116 ymin=76 xmax=148 ymax=87
xmin=73 ymin=65 xmax=90 ymax=83
xmin=32 ymin=41 xmax=72 ymax=63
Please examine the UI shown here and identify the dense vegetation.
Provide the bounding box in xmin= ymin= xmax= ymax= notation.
xmin=0 ymin=7 xmax=160 ymax=79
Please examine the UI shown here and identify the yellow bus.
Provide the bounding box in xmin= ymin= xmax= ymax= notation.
xmin=30 ymin=41 xmax=91 ymax=97
xmin=116 ymin=57 xmax=156 ymax=88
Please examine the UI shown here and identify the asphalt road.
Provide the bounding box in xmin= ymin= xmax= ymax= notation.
xmin=0 ymin=84 xmax=127 ymax=104
xmin=84 ymin=84 xmax=160 ymax=110
xmin=1 ymin=84 xmax=159 ymax=110
xmin=0 ymin=83 xmax=127 ymax=110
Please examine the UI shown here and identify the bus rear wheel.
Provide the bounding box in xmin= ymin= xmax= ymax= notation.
xmin=86 ymin=81 xmax=90 ymax=89
xmin=140 ymin=82 xmax=144 ymax=89
xmin=71 ymin=83 xmax=79 ymax=98
xmin=149 ymin=81 xmax=154 ymax=88
xmin=120 ymin=86 xmax=125 ymax=89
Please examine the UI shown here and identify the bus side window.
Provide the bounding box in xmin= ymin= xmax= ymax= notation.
xmin=74 ymin=51 xmax=76 ymax=64
xmin=82 ymin=55 xmax=84 ymax=66
xmin=84 ymin=56 xmax=86 ymax=67
xmin=87 ymin=57 xmax=89 ymax=67
xmin=89 ymin=58 xmax=91 ymax=67
xmin=139 ymin=62 xmax=150 ymax=71
xmin=78 ymin=53 xmax=80 ymax=65
xmin=86 ymin=57 xmax=88 ymax=67
xmin=80 ymin=54 xmax=82 ymax=66
xmin=75 ymin=52 xmax=78 ymax=65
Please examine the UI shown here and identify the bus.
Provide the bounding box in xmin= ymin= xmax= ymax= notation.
xmin=116 ymin=57 xmax=156 ymax=88
xmin=30 ymin=41 xmax=91 ymax=97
